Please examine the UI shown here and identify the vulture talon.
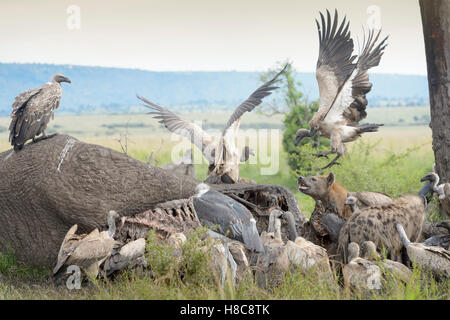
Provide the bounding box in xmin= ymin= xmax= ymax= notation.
xmin=313 ymin=152 xmax=331 ymax=159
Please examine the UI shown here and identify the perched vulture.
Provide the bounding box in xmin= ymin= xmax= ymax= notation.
xmin=294 ymin=10 xmax=388 ymax=169
xmin=9 ymin=74 xmax=71 ymax=151
xmin=138 ymin=65 xmax=286 ymax=183
xmin=192 ymin=183 xmax=264 ymax=253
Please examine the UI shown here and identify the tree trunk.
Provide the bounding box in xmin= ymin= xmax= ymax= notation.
xmin=419 ymin=0 xmax=450 ymax=182
xmin=0 ymin=135 xmax=199 ymax=267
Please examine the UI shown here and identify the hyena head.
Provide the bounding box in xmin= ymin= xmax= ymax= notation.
xmin=297 ymin=172 xmax=335 ymax=201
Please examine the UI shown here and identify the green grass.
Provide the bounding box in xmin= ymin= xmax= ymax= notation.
xmin=0 ymin=229 xmax=448 ymax=300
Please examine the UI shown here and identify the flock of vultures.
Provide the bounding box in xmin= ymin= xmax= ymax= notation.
xmin=6 ymin=10 xmax=450 ymax=290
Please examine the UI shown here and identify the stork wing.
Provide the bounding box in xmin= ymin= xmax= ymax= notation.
xmin=222 ymin=64 xmax=287 ymax=136
xmin=137 ymin=95 xmax=215 ymax=161
xmin=311 ymin=9 xmax=356 ymax=125
xmin=323 ymin=28 xmax=388 ymax=125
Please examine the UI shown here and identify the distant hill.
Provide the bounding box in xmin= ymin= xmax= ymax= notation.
xmin=0 ymin=63 xmax=429 ymax=116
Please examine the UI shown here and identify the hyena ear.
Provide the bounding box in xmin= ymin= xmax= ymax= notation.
xmin=327 ymin=172 xmax=335 ymax=187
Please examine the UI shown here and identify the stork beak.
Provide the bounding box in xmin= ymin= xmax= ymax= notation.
xmin=64 ymin=77 xmax=72 ymax=84
xmin=420 ymin=175 xmax=430 ymax=182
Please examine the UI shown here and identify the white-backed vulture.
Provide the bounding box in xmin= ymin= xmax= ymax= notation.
xmin=9 ymin=74 xmax=71 ymax=151
xmin=192 ymin=183 xmax=264 ymax=253
xmin=395 ymin=222 xmax=450 ymax=278
xmin=422 ymin=221 xmax=450 ymax=250
xmin=53 ymin=210 xmax=119 ymax=281
xmin=342 ymin=242 xmax=382 ymax=290
xmin=420 ymin=172 xmax=450 ymax=217
xmin=347 ymin=191 xmax=393 ymax=209
xmin=138 ymin=65 xmax=286 ymax=183
xmin=103 ymin=238 xmax=146 ymax=277
xmin=294 ymin=10 xmax=388 ymax=169
xmin=360 ymin=241 xmax=412 ymax=283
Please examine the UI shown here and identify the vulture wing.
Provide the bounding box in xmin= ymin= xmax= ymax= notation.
xmin=323 ymin=28 xmax=388 ymax=126
xmin=222 ymin=64 xmax=287 ymax=136
xmin=138 ymin=95 xmax=215 ymax=162
xmin=311 ymin=9 xmax=356 ymax=126
xmin=9 ymin=83 xmax=62 ymax=145
xmin=349 ymin=191 xmax=393 ymax=207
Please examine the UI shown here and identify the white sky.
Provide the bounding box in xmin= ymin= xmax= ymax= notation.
xmin=0 ymin=0 xmax=427 ymax=74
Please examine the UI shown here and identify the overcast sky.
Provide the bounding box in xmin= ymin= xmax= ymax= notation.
xmin=0 ymin=0 xmax=426 ymax=74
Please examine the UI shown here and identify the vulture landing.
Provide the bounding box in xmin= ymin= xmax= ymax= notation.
xmin=138 ymin=65 xmax=285 ymax=184
xmin=9 ymin=74 xmax=71 ymax=151
xmin=294 ymin=10 xmax=388 ymax=170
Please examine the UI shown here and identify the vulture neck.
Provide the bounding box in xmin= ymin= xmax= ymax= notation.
xmin=430 ymin=173 xmax=440 ymax=192
xmin=395 ymin=223 xmax=411 ymax=247
xmin=107 ymin=215 xmax=117 ymax=238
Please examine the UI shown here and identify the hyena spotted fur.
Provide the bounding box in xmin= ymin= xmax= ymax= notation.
xmin=338 ymin=195 xmax=426 ymax=263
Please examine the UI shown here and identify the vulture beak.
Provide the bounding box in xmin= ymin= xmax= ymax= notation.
xmin=294 ymin=128 xmax=316 ymax=146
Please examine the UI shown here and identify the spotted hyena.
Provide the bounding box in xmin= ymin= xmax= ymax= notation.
xmin=337 ymin=195 xmax=426 ymax=263
xmin=297 ymin=172 xmax=352 ymax=218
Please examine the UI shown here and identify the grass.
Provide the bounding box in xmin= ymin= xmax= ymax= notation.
xmin=0 ymin=230 xmax=448 ymax=300
xmin=0 ymin=109 xmax=448 ymax=300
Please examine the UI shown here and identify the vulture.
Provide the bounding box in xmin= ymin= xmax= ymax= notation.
xmin=53 ymin=211 xmax=119 ymax=282
xmin=9 ymin=74 xmax=71 ymax=151
xmin=192 ymin=183 xmax=264 ymax=253
xmin=422 ymin=221 xmax=450 ymax=251
xmin=138 ymin=65 xmax=286 ymax=183
xmin=347 ymin=191 xmax=393 ymax=209
xmin=420 ymin=172 xmax=450 ymax=217
xmin=360 ymin=241 xmax=412 ymax=283
xmin=342 ymin=242 xmax=382 ymax=290
xmin=103 ymin=238 xmax=146 ymax=277
xmin=395 ymin=221 xmax=450 ymax=278
xmin=344 ymin=195 xmax=359 ymax=213
xmin=294 ymin=10 xmax=388 ymax=169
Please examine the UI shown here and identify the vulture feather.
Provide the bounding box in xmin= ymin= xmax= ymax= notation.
xmin=295 ymin=9 xmax=388 ymax=170
xmin=139 ymin=65 xmax=286 ymax=183
xmin=9 ymin=74 xmax=71 ymax=151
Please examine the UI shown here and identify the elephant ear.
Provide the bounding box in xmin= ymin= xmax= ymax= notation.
xmin=327 ymin=172 xmax=335 ymax=187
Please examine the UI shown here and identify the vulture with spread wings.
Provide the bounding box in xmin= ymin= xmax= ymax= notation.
xmin=9 ymin=74 xmax=71 ymax=151
xmin=138 ymin=65 xmax=286 ymax=183
xmin=294 ymin=10 xmax=388 ymax=169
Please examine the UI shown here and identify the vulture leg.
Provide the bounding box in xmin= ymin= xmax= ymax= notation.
xmin=312 ymin=151 xmax=335 ymax=158
xmin=33 ymin=132 xmax=57 ymax=143
xmin=317 ymin=154 xmax=341 ymax=170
